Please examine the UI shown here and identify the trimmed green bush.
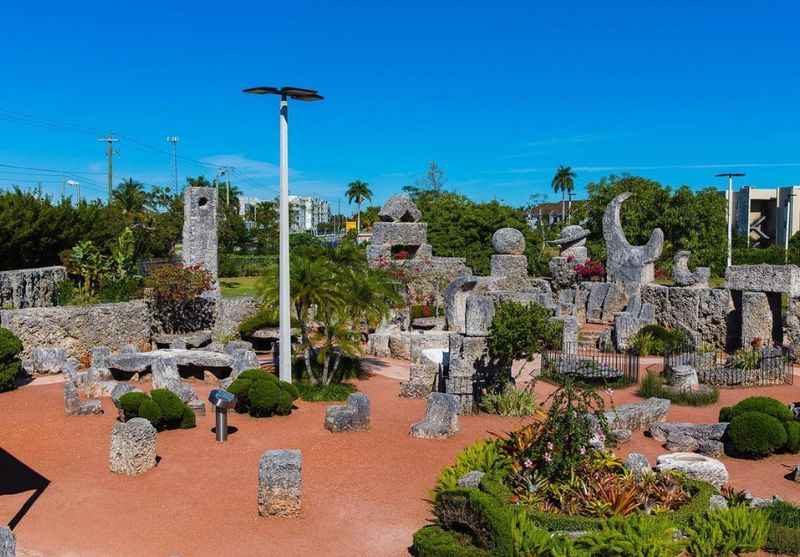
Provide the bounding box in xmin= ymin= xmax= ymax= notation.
xmin=0 ymin=327 xmax=23 ymax=392
xmin=766 ymin=523 xmax=800 ymax=555
xmin=150 ymin=388 xmax=185 ymax=423
xmin=787 ymin=421 xmax=800 ymax=454
xmin=228 ymin=368 xmax=297 ymax=418
xmin=727 ymin=411 xmax=788 ymax=457
xmin=722 ymin=395 xmax=793 ymax=422
xmin=433 ymin=488 xmax=515 ymax=556
xmin=138 ymin=398 xmax=163 ymax=426
xmin=411 ymin=526 xmax=490 ymax=557
xmin=119 ymin=390 xmax=195 ymax=430
xmin=295 ymin=381 xmax=357 ymax=402
xmin=719 ymin=406 xmax=733 ymax=422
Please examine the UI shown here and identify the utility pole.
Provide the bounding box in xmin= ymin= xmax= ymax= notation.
xmin=98 ymin=134 xmax=119 ymax=203
xmin=716 ymin=172 xmax=745 ymax=269
xmin=166 ymin=136 xmax=179 ymax=191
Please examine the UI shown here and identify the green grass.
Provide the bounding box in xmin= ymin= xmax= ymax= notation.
xmin=638 ymin=371 xmax=719 ymax=406
xmin=220 ymin=276 xmax=260 ymax=298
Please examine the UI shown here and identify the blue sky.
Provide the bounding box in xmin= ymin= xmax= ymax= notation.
xmin=1 ymin=1 xmax=799 ymax=210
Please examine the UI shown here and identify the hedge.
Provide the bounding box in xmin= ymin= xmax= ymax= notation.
xmin=411 ymin=526 xmax=490 ymax=557
xmin=0 ymin=327 xmax=23 ymax=392
xmin=118 ymin=389 xmax=196 ymax=430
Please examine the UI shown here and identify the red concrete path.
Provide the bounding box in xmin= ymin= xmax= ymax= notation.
xmin=0 ymin=366 xmax=528 ymax=557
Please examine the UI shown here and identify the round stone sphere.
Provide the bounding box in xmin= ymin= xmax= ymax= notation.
xmin=491 ymin=228 xmax=525 ymax=254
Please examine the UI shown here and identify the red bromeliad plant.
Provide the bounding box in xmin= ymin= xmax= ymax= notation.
xmin=146 ymin=264 xmax=213 ymax=303
xmin=574 ymin=259 xmax=606 ymax=281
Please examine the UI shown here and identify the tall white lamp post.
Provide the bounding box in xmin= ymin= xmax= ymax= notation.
xmin=716 ymin=172 xmax=745 ymax=269
xmin=243 ymin=86 xmax=324 ymax=382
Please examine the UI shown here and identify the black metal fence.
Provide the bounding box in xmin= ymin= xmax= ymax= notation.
xmin=665 ymin=338 xmax=793 ymax=387
xmin=541 ymin=343 xmax=640 ymax=386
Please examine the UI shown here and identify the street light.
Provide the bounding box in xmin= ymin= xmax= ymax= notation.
xmin=716 ymin=172 xmax=745 ymax=269
xmin=63 ymin=179 xmax=80 ymax=204
xmin=243 ymin=86 xmax=324 ymax=383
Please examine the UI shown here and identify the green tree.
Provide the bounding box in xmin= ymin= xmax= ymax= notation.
xmin=346 ymin=180 xmax=373 ymax=233
xmin=112 ymin=178 xmax=149 ymax=216
xmin=551 ymin=165 xmax=576 ymax=222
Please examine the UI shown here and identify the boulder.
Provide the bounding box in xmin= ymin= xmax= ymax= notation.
xmin=655 ymin=452 xmax=729 ymax=488
xmin=109 ymin=418 xmax=157 ymax=475
xmin=649 ymin=422 xmax=728 ymax=443
xmin=791 ymin=464 xmax=800 ymax=483
xmin=491 ymin=227 xmax=525 ymax=255
xmin=258 ymin=449 xmax=302 ymax=517
xmin=624 ymin=453 xmax=651 ymax=478
xmin=611 ymin=429 xmax=632 ymax=444
xmin=230 ymin=349 xmax=260 ymax=378
xmin=324 ymin=393 xmax=370 ymax=433
xmin=31 ymin=346 xmax=66 ymax=373
xmin=457 ymin=470 xmax=485 ymax=488
xmin=670 ymin=365 xmax=699 ymax=391
xmin=604 ymin=398 xmax=670 ymax=432
xmin=90 ymin=346 xmax=112 ymax=369
xmin=410 ymin=393 xmax=459 ymax=439
xmin=0 ymin=525 xmax=14 ymax=557
xmin=224 ymin=340 xmax=254 ymax=354
xmin=64 ymin=380 xmax=103 ymax=416
xmin=664 ymin=432 xmax=699 ymax=453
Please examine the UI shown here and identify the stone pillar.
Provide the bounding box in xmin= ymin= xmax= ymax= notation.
xmin=182 ymin=186 xmax=219 ymax=298
xmin=109 ymin=418 xmax=157 ymax=475
xmin=258 ymin=449 xmax=302 ymax=517
xmin=741 ymin=291 xmax=773 ymax=346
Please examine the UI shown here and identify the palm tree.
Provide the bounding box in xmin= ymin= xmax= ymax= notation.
xmin=112 ymin=178 xmax=148 ymax=215
xmin=551 ymin=165 xmax=576 ymax=223
xmin=345 ymin=180 xmax=373 ymax=233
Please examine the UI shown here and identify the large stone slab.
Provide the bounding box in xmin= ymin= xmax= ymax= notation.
xmin=655 ymin=452 xmax=729 ymax=488
xmin=258 ymin=449 xmax=302 ymax=517
xmin=324 ymin=393 xmax=370 ymax=432
xmin=109 ymin=418 xmax=157 ymax=476
xmin=31 ymin=346 xmax=66 ymax=374
xmin=464 ymin=295 xmax=495 ymax=337
xmin=370 ymin=222 xmax=427 ymax=247
xmin=604 ymin=397 xmax=670 ymax=432
xmin=0 ymin=265 xmax=66 ymax=309
xmin=726 ymin=264 xmax=800 ymax=295
xmin=741 ymin=291 xmax=774 ymax=345
xmin=649 ymin=422 xmax=728 ymax=443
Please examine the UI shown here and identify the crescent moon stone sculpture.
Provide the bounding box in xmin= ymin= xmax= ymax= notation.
xmin=602 ymin=192 xmax=664 ymax=295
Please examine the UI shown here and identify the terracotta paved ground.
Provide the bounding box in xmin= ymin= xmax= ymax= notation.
xmin=3 ymin=358 xmax=800 ymax=556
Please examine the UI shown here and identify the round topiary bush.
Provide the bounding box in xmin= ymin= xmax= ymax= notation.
xmin=180 ymin=406 xmax=196 ymax=429
xmin=138 ymin=397 xmax=163 ymax=427
xmin=728 ymin=411 xmax=788 ymax=457
xmin=228 ymin=369 xmax=296 ymax=418
xmin=726 ymin=396 xmax=793 ymax=422
xmin=0 ymin=327 xmax=23 ymax=392
xmin=786 ymin=421 xmax=800 ymax=454
xmin=719 ymin=406 xmax=733 ymax=422
xmin=119 ymin=391 xmax=149 ymax=416
xmin=249 ymin=379 xmax=281 ymax=417
xmin=151 ymin=388 xmax=185 ymax=423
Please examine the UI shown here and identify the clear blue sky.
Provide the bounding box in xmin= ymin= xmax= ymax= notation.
xmin=1 ymin=1 xmax=799 ymax=210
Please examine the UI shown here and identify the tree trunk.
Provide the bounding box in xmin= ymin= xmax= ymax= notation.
xmin=561 ymin=191 xmax=565 ymax=221
xmin=331 ymin=351 xmax=343 ymax=381
xmin=357 ymin=201 xmax=362 ymax=233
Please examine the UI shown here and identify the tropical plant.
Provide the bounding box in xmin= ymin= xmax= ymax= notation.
xmin=573 ymin=515 xmax=684 ymax=556
xmin=345 ymin=179 xmax=373 ymax=233
xmin=433 ymin=439 xmax=513 ymax=496
xmin=70 ymin=240 xmax=110 ymax=295
xmin=112 ymin=178 xmax=149 ymax=215
xmin=685 ymin=506 xmax=769 ymax=556
xmin=146 ymin=264 xmax=212 ymax=303
xmin=480 ymin=382 xmax=538 ymax=417
xmin=551 ymin=165 xmax=576 ymax=222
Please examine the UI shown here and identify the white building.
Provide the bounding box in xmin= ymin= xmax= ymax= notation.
xmin=288 ymin=195 xmax=331 ymax=233
xmin=730 ymin=185 xmax=800 ymax=248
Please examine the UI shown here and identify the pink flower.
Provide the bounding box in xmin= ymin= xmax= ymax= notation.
xmin=546 ymin=442 xmax=554 ymax=451
xmin=523 ymin=459 xmax=533 ymax=469
xmin=543 ymin=452 xmax=552 ymax=463
xmin=579 ymin=447 xmax=586 ymax=455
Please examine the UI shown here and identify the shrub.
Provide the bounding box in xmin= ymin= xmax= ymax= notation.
xmin=487 ymin=301 xmax=563 ymax=370
xmin=480 ymin=383 xmax=538 ymax=416
xmin=410 ymin=525 xmax=491 ymax=557
xmin=433 ymin=488 xmax=515 ymax=556
xmin=228 ymin=368 xmax=297 ymax=417
xmin=637 ymin=372 xmax=719 ymax=406
xmin=179 ymin=406 xmax=196 ymax=429
xmin=150 ymin=388 xmax=185 ymax=423
xmin=573 ymin=515 xmax=684 ymax=557
xmin=719 ymin=406 xmax=733 ymax=422
xmin=765 ymin=500 xmax=800 ymax=555
xmin=434 ymin=440 xmax=512 ymax=496
xmin=0 ymin=327 xmax=23 ymax=392
xmin=119 ymin=391 xmax=149 ymax=416
xmin=630 ymin=331 xmax=659 ymax=357
xmin=574 ymin=259 xmax=606 ymax=281
xmin=727 ymin=411 xmax=788 ymax=457
xmin=685 ymin=506 xmax=769 ymax=556
xmin=138 ymin=398 xmax=163 ymax=426
xmin=787 ymin=421 xmax=800 ymax=454
xmin=630 ymin=325 xmax=689 ymax=356
xmin=722 ymin=395 xmax=793 ymax=422
xmin=145 ymin=264 xmax=212 ymax=303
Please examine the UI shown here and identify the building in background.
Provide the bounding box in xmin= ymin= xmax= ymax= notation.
xmin=731 ymin=185 xmax=800 ymax=248
xmin=526 ymin=201 xmax=587 ymax=228
xmin=288 ymin=195 xmax=331 ymax=233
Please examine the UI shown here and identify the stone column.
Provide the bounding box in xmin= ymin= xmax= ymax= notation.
xmin=741 ymin=291 xmax=773 ymax=346
xmin=182 ymin=186 xmax=219 ymax=298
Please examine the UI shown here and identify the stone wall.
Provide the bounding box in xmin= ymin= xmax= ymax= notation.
xmin=642 ymin=285 xmax=735 ymax=349
xmin=0 ymin=266 xmax=66 ymax=309
xmin=214 ymin=296 xmax=260 ymax=339
xmin=0 ymin=300 xmax=152 ymax=359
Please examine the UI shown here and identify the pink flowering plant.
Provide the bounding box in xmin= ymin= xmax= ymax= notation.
xmin=574 ymin=259 xmax=606 ymax=281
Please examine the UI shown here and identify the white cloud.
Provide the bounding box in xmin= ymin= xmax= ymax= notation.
xmin=200 ymin=154 xmax=283 ymax=178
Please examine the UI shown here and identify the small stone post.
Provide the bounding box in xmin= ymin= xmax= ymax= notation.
xmin=258 ymin=449 xmax=302 ymax=517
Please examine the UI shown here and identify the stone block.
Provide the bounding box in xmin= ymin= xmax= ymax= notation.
xmin=224 ymin=340 xmax=254 ymax=354
xmin=490 ymin=254 xmax=527 ymax=278
xmin=109 ymin=418 xmax=157 ymax=475
xmin=491 ymin=228 xmax=525 ymax=255
xmin=410 ymin=393 xmax=459 ymax=438
xmin=230 ymin=349 xmax=260 ymax=377
xmin=604 ymin=397 xmax=670 ymax=432
xmin=655 ymin=452 xmax=729 ymax=488
xmin=370 ymin=222 xmax=427 ymax=247
xmin=324 ymin=393 xmax=370 ymax=432
xmin=0 ymin=525 xmax=14 ymax=557
xmin=388 ymin=332 xmax=411 ymax=360
xmin=367 ymin=332 xmax=391 ymax=357
xmin=586 ymin=282 xmax=610 ymax=322
xmin=258 ymin=449 xmax=302 ymax=517
xmin=741 ymin=291 xmax=773 ymax=345
xmin=64 ymin=380 xmax=103 ymax=416
xmin=457 ymin=470 xmax=485 ymax=488
xmin=444 ymin=276 xmax=479 ymax=334
xmin=465 ymin=295 xmax=495 ymax=337
xmin=182 ymin=186 xmax=219 ymax=295
xmin=150 ymin=356 xmax=180 ymax=390
xmin=726 ymin=264 xmax=800 ymax=295
xmin=379 ymin=195 xmax=422 ymax=222
xmin=670 ymin=365 xmax=699 ymax=391
xmin=31 ymin=346 xmax=66 ymax=373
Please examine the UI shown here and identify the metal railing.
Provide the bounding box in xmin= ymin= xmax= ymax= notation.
xmin=541 ymin=343 xmax=640 ymax=386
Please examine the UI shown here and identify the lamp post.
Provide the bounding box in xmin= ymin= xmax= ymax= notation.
xmin=64 ymin=179 xmax=80 ymax=204
xmin=716 ymin=172 xmax=745 ymax=269
xmin=243 ymin=86 xmax=324 ymax=382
